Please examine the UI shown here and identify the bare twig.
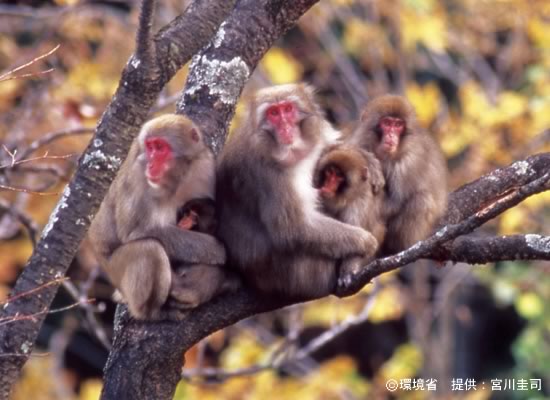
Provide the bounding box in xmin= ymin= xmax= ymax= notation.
xmin=0 ymin=300 xmax=94 ymax=327
xmin=0 ymin=278 xmax=68 ymax=305
xmin=0 ymin=183 xmax=61 ymax=196
xmin=0 ymin=45 xmax=59 ymax=82
xmin=13 ymin=128 xmax=93 ymax=162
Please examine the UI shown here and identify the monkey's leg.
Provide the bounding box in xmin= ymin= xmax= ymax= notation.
xmin=137 ymin=226 xmax=227 ymax=265
xmin=107 ymin=240 xmax=171 ymax=320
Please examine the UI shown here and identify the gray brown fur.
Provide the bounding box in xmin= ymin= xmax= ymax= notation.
xmin=89 ymin=114 xmax=227 ymax=320
xmin=314 ymin=144 xmax=386 ymax=288
xmin=168 ymin=198 xmax=239 ymax=311
xmin=216 ymin=84 xmax=378 ymax=301
xmin=315 ymin=144 xmax=386 ymax=246
xmin=351 ymin=95 xmax=448 ymax=255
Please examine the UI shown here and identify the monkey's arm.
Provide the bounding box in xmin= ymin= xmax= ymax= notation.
xmin=261 ymin=195 xmax=378 ymax=260
xmin=138 ymin=226 xmax=227 ymax=265
xmin=88 ymin=199 xmax=121 ymax=265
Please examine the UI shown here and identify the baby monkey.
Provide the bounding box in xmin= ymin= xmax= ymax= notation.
xmin=167 ymin=198 xmax=238 ymax=311
xmin=315 ymin=144 xmax=386 ymax=292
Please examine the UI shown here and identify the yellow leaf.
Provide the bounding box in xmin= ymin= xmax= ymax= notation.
xmin=80 ymin=379 xmax=102 ymax=400
xmin=528 ymin=19 xmax=550 ymax=49
xmin=368 ymin=285 xmax=405 ymax=323
xmin=499 ymin=207 xmax=528 ymax=235
xmin=515 ymin=292 xmax=545 ymax=320
xmin=460 ymin=81 xmax=491 ymax=124
xmin=343 ymin=19 xmax=385 ymax=57
xmin=530 ymin=96 xmax=550 ymax=135
xmin=302 ymin=296 xmax=361 ymax=326
xmin=403 ymin=0 xmax=437 ymax=13
xmin=400 ymin=11 xmax=448 ymax=52
xmin=522 ymin=190 xmax=550 ymax=210
xmin=378 ymin=343 xmax=422 ymax=382
xmin=439 ymin=118 xmax=475 ymax=158
xmin=56 ymin=62 xmax=118 ymax=101
xmin=307 ymin=356 xmax=370 ymax=399
xmin=405 ymin=82 xmax=441 ymax=126
xmin=261 ymin=47 xmax=302 ymax=84
xmin=220 ymin=332 xmax=267 ymax=369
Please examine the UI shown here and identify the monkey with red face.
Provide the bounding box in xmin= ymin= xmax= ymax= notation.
xmin=351 ymin=95 xmax=448 ymax=255
xmin=314 ymin=144 xmax=386 ymax=290
xmin=315 ymin=144 xmax=386 ymax=246
xmin=217 ymin=83 xmax=378 ymax=300
xmin=89 ymin=114 xmax=229 ymax=320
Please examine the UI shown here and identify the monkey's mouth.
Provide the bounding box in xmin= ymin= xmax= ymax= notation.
xmin=146 ymin=164 xmax=168 ymax=184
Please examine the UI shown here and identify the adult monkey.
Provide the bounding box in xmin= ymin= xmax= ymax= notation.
xmin=216 ymin=84 xmax=378 ymax=301
xmin=351 ymin=95 xmax=448 ymax=255
xmin=89 ymin=114 xmax=228 ymax=320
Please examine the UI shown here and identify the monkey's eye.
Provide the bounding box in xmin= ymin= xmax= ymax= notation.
xmin=145 ymin=138 xmax=171 ymax=154
xmin=267 ymin=106 xmax=280 ymax=117
xmin=283 ymin=103 xmax=293 ymax=113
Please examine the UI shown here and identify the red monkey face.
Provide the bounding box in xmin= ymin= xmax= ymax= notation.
xmin=319 ymin=165 xmax=344 ymax=199
xmin=265 ymin=101 xmax=299 ymax=145
xmin=379 ymin=116 xmax=405 ymax=155
xmin=144 ymin=136 xmax=173 ymax=184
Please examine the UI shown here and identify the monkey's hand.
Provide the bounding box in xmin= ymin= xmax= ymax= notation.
xmin=272 ymin=211 xmax=377 ymax=260
xmin=362 ymin=150 xmax=385 ymax=194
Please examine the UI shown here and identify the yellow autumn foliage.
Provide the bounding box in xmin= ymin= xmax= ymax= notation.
xmin=55 ymin=62 xmax=118 ymax=102
xmin=261 ymin=47 xmax=303 ymax=85
xmin=400 ymin=10 xmax=448 ymax=52
xmin=378 ymin=344 xmax=423 ymax=383
xmin=405 ymin=82 xmax=441 ymax=126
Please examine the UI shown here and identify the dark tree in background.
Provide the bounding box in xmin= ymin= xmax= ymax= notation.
xmin=0 ymin=0 xmax=548 ymax=399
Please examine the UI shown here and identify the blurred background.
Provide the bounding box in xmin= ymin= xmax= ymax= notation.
xmin=0 ymin=0 xmax=548 ymax=399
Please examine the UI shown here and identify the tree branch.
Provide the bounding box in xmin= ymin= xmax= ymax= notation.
xmin=104 ymin=150 xmax=550 ymax=399
xmin=0 ymin=0 xmax=236 ymax=397
xmin=433 ymin=234 xmax=550 ymax=264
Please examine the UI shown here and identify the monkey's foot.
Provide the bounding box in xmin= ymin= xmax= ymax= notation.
xmin=159 ymin=307 xmax=190 ymax=321
xmin=335 ymin=257 xmax=365 ymax=297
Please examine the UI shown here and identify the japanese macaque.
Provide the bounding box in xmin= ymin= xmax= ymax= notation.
xmin=314 ymin=144 xmax=386 ymax=285
xmin=351 ymin=95 xmax=448 ymax=255
xmin=89 ymin=114 xmax=227 ymax=320
xmin=315 ymin=144 xmax=386 ymax=245
xmin=216 ymin=83 xmax=378 ymax=300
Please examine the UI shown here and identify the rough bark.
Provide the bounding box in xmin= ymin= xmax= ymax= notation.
xmin=0 ymin=1 xmax=236 ymax=398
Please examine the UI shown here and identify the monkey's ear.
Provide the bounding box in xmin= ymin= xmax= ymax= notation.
xmin=190 ymin=128 xmax=200 ymax=142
